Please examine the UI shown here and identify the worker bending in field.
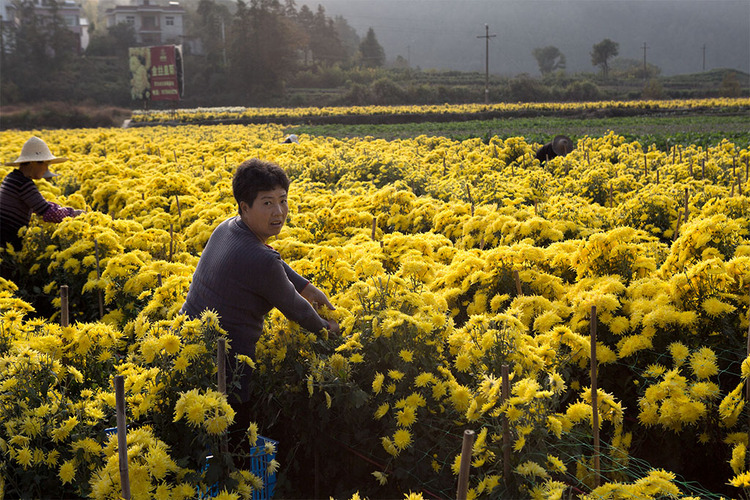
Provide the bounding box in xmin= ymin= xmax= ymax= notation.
xmin=180 ymin=158 xmax=339 ymax=459
xmin=535 ymin=135 xmax=574 ymax=165
xmin=0 ymin=136 xmax=84 ymax=279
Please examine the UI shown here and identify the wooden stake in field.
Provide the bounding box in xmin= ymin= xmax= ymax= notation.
xmin=590 ymin=306 xmax=601 ymax=488
xmin=169 ymin=223 xmax=174 ymax=262
xmin=513 ymin=269 xmax=523 ymax=296
xmin=94 ymin=240 xmax=104 ymax=319
xmin=371 ymin=216 xmax=378 ymax=241
xmin=114 ymin=375 xmax=131 ymax=499
xmin=501 ymin=364 xmax=511 ymax=486
xmin=217 ymin=338 xmax=226 ymax=394
xmin=466 ymin=183 xmax=474 ymax=217
xmin=456 ymin=429 xmax=475 ymax=500
xmin=60 ymin=285 xmax=69 ymax=327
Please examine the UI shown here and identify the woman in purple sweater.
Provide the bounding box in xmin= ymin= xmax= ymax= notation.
xmin=0 ymin=137 xmax=83 ymax=279
xmin=181 ymin=158 xmax=339 ymax=454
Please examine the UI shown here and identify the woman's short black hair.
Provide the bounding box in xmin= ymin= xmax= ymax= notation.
xmin=232 ymin=158 xmax=290 ymax=213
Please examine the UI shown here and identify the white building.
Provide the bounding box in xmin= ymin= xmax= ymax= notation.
xmin=105 ymin=0 xmax=185 ymax=46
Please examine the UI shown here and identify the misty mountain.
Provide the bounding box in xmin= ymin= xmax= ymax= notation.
xmin=297 ymin=0 xmax=750 ymax=77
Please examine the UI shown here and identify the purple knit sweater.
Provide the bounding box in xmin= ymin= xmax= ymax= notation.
xmin=181 ymin=216 xmax=328 ymax=358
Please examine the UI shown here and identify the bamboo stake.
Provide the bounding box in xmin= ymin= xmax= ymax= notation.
xmin=684 ymin=188 xmax=690 ymax=222
xmin=60 ymin=285 xmax=69 ymax=327
xmin=501 ymin=364 xmax=511 ymax=487
xmin=590 ymin=305 xmax=600 ymax=488
xmin=217 ymin=338 xmax=226 ymax=395
xmin=513 ymin=269 xmax=523 ymax=296
xmin=217 ymin=338 xmax=229 ymax=456
xmin=175 ymin=195 xmax=182 ymax=218
xmin=114 ymin=375 xmax=131 ymax=499
xmin=156 ymin=273 xmax=163 ymax=287
xmin=169 ymin=223 xmax=174 ymax=262
xmin=672 ymin=211 xmax=682 ymax=242
xmin=371 ymin=216 xmax=377 ymax=240
xmin=466 ymin=184 xmax=474 ymax=217
xmin=94 ymin=240 xmax=104 ymax=319
xmin=457 ymin=429 xmax=475 ymax=500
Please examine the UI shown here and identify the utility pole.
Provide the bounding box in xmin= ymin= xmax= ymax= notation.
xmin=477 ymin=24 xmax=496 ymax=104
xmin=221 ymin=18 xmax=227 ymax=67
xmin=642 ymin=42 xmax=649 ymax=81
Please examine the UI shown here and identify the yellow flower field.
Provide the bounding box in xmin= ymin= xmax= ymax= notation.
xmin=1 ymin=108 xmax=749 ymax=499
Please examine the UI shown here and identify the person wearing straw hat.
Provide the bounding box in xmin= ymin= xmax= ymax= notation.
xmin=535 ymin=135 xmax=574 ymax=165
xmin=0 ymin=136 xmax=84 ymax=254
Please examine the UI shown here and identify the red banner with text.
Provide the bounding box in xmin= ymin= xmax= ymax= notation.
xmin=149 ymin=45 xmax=180 ymax=101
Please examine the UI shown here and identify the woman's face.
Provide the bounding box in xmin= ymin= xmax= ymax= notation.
xmin=239 ymin=186 xmax=289 ymax=243
xmin=27 ymin=161 xmax=51 ymax=179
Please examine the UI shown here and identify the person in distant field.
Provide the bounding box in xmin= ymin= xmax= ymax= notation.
xmin=0 ymin=136 xmax=84 ymax=278
xmin=536 ymin=135 xmax=574 ymax=164
xmin=180 ymin=158 xmax=338 ymax=458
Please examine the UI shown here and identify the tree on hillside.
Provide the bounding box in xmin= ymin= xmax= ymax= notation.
xmin=228 ymin=0 xmax=299 ymax=100
xmin=532 ymin=45 xmax=566 ymax=75
xmin=183 ymin=0 xmax=233 ymax=97
xmin=591 ymin=38 xmax=619 ymax=79
xmin=333 ymin=15 xmax=360 ymax=63
xmin=1 ymin=0 xmax=78 ymax=101
xmin=610 ymin=57 xmax=661 ymax=80
xmin=86 ymin=22 xmax=136 ymax=57
xmin=359 ymin=27 xmax=385 ymax=68
xmin=308 ymin=5 xmax=345 ymax=65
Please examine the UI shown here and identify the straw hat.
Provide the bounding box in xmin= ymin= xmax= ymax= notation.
xmin=6 ymin=137 xmax=68 ymax=177
xmin=551 ymin=135 xmax=573 ymax=156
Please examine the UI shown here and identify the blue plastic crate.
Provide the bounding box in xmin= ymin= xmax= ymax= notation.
xmin=103 ymin=427 xmax=276 ymax=499
xmin=249 ymin=435 xmax=278 ymax=500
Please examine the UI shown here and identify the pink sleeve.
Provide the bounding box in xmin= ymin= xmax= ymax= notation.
xmin=41 ymin=202 xmax=79 ymax=223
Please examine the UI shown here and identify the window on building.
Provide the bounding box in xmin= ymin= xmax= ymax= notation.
xmin=126 ymin=16 xmax=135 ymax=25
xmin=165 ymin=16 xmax=174 ymax=26
xmin=142 ymin=15 xmax=156 ymax=29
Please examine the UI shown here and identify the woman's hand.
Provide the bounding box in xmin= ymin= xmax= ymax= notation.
xmin=326 ymin=319 xmax=340 ymax=335
xmin=301 ymin=282 xmax=335 ymax=310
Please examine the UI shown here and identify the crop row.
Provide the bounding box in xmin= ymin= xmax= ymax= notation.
xmin=1 ymin=122 xmax=749 ymax=499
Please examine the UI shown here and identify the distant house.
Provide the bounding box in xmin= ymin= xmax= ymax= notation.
xmin=105 ymin=0 xmax=185 ymax=46
xmin=0 ymin=0 xmax=89 ymax=53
